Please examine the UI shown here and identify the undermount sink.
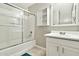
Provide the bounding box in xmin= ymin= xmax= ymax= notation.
xmin=50 ymin=31 xmax=67 ymax=36
xmin=45 ymin=31 xmax=79 ymax=40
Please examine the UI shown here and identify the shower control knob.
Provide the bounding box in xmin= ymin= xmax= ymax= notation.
xmin=30 ymin=31 xmax=32 ymax=34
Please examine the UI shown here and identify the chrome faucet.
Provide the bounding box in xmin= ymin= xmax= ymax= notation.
xmin=59 ymin=32 xmax=66 ymax=35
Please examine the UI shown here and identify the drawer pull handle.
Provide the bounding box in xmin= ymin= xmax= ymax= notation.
xmin=62 ymin=48 xmax=64 ymax=53
xmin=57 ymin=46 xmax=59 ymax=52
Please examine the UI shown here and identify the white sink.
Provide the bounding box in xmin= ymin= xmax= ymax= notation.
xmin=45 ymin=31 xmax=79 ymax=41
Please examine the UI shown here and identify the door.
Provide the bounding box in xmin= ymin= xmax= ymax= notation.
xmin=61 ymin=46 xmax=79 ymax=56
xmin=23 ymin=14 xmax=35 ymax=42
xmin=23 ymin=14 xmax=30 ymax=42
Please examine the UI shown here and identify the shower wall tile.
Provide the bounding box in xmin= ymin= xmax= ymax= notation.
xmin=35 ymin=26 xmax=50 ymax=48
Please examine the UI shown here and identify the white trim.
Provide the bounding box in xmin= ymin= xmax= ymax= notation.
xmin=35 ymin=45 xmax=46 ymax=51
xmin=51 ymin=24 xmax=79 ymax=27
xmin=5 ymin=3 xmax=35 ymax=15
xmin=47 ymin=7 xmax=50 ymax=25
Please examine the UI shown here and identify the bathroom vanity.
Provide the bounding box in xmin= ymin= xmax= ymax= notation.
xmin=45 ymin=31 xmax=79 ymax=56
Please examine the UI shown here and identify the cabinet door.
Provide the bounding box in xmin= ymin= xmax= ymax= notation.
xmin=46 ymin=37 xmax=61 ymax=56
xmin=37 ymin=10 xmax=42 ymax=26
xmin=61 ymin=46 xmax=79 ymax=56
xmin=46 ymin=42 xmax=59 ymax=56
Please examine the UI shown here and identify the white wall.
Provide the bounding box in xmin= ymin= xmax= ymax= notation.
xmin=28 ymin=3 xmax=51 ymax=14
xmin=29 ymin=3 xmax=79 ymax=32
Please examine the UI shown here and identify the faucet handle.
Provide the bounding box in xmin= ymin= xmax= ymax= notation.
xmin=59 ymin=32 xmax=66 ymax=35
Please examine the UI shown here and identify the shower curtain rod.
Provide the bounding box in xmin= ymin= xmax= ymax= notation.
xmin=4 ymin=3 xmax=35 ymax=16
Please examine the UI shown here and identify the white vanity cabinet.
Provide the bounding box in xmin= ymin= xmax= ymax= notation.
xmin=46 ymin=42 xmax=59 ymax=56
xmin=60 ymin=40 xmax=79 ymax=56
xmin=46 ymin=37 xmax=79 ymax=56
xmin=46 ymin=37 xmax=60 ymax=56
xmin=60 ymin=46 xmax=79 ymax=56
xmin=37 ymin=7 xmax=50 ymax=26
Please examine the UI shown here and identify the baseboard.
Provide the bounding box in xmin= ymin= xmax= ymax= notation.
xmin=35 ymin=45 xmax=46 ymax=51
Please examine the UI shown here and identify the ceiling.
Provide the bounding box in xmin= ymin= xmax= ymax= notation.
xmin=12 ymin=3 xmax=34 ymax=10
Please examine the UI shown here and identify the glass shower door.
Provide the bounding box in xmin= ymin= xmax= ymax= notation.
xmin=23 ymin=13 xmax=35 ymax=42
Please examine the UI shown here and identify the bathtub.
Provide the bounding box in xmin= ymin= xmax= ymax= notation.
xmin=0 ymin=40 xmax=35 ymax=56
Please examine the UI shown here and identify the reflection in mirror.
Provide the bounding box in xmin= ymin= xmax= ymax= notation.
xmin=52 ymin=3 xmax=74 ymax=25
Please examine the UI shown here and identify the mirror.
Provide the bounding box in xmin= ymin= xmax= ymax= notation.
xmin=52 ymin=3 xmax=74 ymax=25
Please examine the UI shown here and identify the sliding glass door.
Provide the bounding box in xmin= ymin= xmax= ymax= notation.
xmin=0 ymin=3 xmax=35 ymax=50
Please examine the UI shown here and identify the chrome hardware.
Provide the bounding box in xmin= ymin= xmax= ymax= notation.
xmin=59 ymin=32 xmax=66 ymax=35
xmin=57 ymin=46 xmax=59 ymax=52
xmin=62 ymin=48 xmax=64 ymax=53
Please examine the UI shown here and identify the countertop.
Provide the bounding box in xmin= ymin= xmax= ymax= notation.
xmin=45 ymin=31 xmax=79 ymax=41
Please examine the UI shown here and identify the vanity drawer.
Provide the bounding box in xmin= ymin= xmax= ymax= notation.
xmin=46 ymin=37 xmax=60 ymax=44
xmin=61 ymin=39 xmax=79 ymax=49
